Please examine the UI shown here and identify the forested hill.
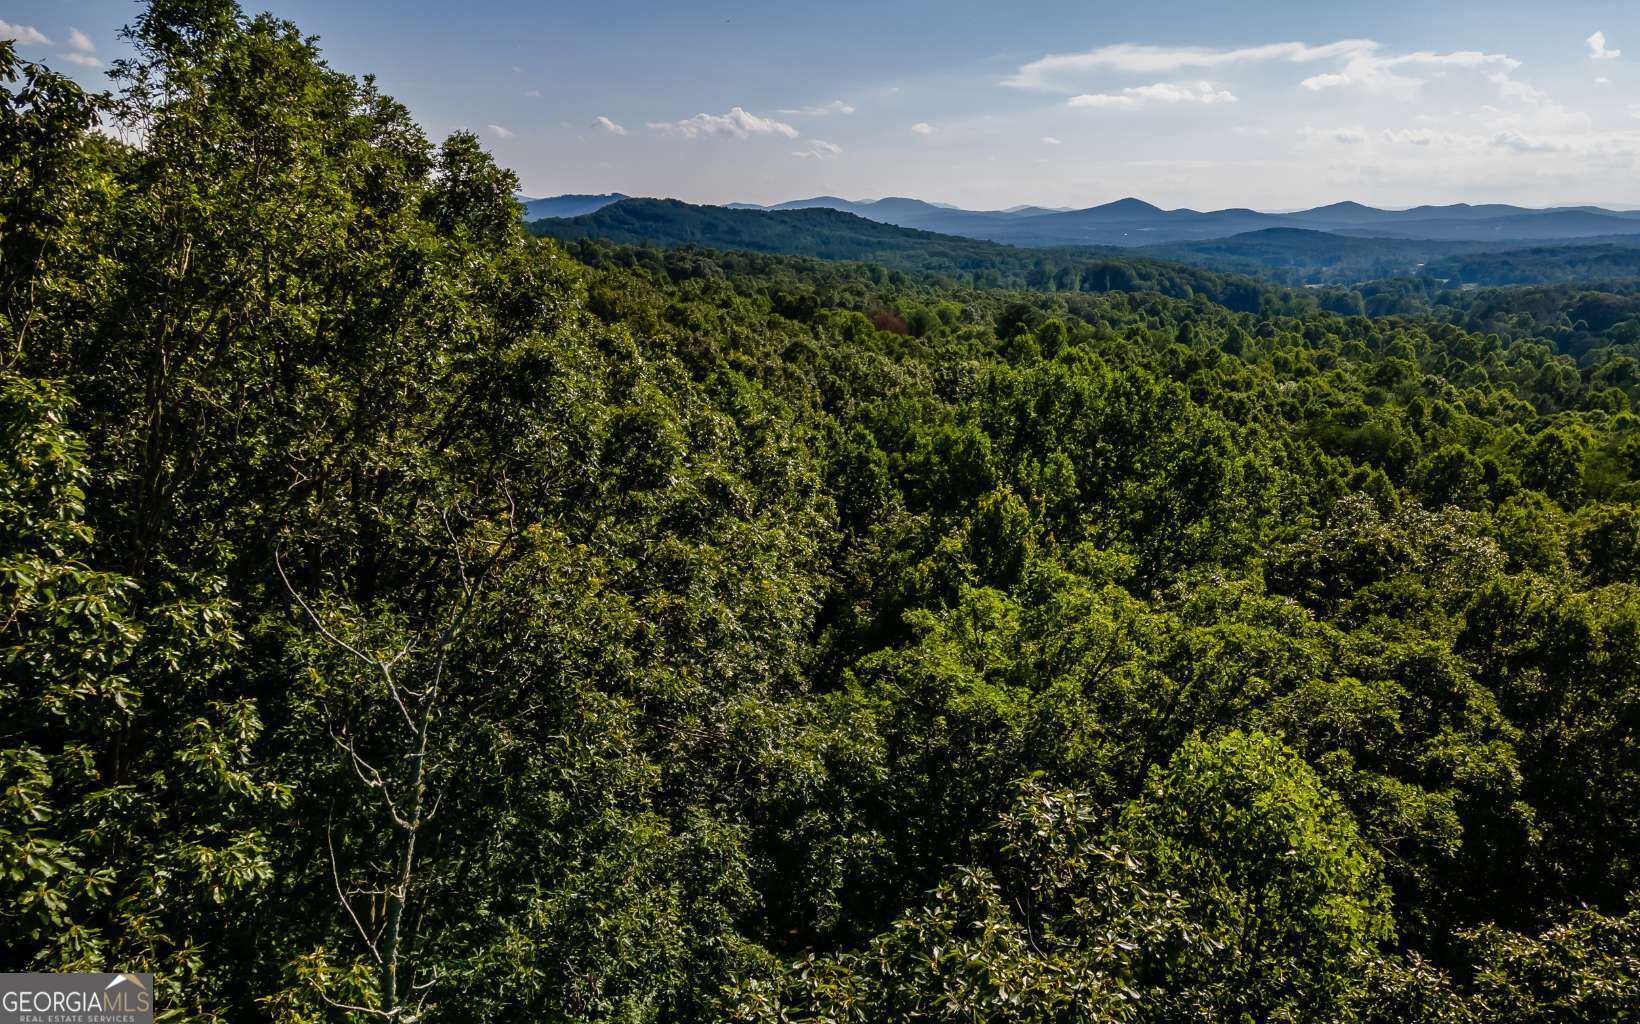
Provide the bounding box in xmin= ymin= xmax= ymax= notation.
xmin=535 ymin=197 xmax=1308 ymax=311
xmin=532 ymin=195 xmax=971 ymax=255
xmin=4 ymin=6 xmax=1640 ymax=1024
xmin=1140 ymin=231 xmax=1640 ymax=288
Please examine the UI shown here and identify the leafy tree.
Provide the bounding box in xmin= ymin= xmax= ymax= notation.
xmin=1117 ymin=731 xmax=1395 ymax=1022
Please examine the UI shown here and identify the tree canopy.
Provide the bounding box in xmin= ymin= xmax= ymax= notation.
xmin=2 ymin=6 xmax=1638 ymax=1022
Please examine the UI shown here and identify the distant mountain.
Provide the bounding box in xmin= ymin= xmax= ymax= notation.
xmin=523 ymin=194 xmax=1640 ymax=291
xmin=978 ymin=200 xmax=1283 ymax=246
xmin=1339 ymin=209 xmax=1640 ymax=242
xmin=518 ymin=193 xmax=627 ymax=220
xmin=1288 ymin=202 xmax=1411 ymax=226
xmin=529 ymin=197 xmax=1640 ymax=292
xmin=974 ymin=200 xmax=1640 ymax=246
xmin=1002 ymin=205 xmax=1074 ymax=215
xmin=1070 ymin=197 xmax=1169 ymax=221
xmin=723 ymin=196 xmax=1068 ymax=237
xmin=526 ymin=198 xmax=1304 ymax=310
xmin=528 ymin=195 xmax=1640 ymax=249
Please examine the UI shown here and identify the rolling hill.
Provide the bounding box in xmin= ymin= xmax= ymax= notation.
xmin=528 ymin=198 xmax=1307 ymax=310
xmin=530 ymin=196 xmax=1640 ymax=289
xmin=584 ymin=194 xmax=1640 ymax=248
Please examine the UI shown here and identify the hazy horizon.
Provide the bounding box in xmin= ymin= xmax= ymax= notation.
xmin=523 ymin=192 xmax=1640 ymax=215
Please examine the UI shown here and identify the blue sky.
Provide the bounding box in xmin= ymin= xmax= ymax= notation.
xmin=6 ymin=1 xmax=1640 ymax=209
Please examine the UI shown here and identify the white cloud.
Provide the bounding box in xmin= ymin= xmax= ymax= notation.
xmin=779 ymin=99 xmax=855 ymax=116
xmin=1596 ymin=76 xmax=1611 ymax=85
xmin=1131 ymin=81 xmax=1237 ymax=103
xmin=1301 ymin=49 xmax=1520 ymax=99
xmin=1007 ymin=39 xmax=1373 ymax=90
xmin=66 ymin=27 xmax=95 ymax=52
xmin=1042 ymin=136 xmax=1062 ymax=145
xmin=486 ymin=124 xmax=514 ymax=139
xmin=1486 ymin=72 xmax=1551 ymax=104
xmin=911 ymin=122 xmax=936 ymax=134
xmin=1332 ymin=126 xmax=1367 ymax=144
xmin=1069 ymin=80 xmax=1237 ymax=109
xmin=524 ymin=88 xmax=543 ymax=98
xmin=592 ymin=115 xmax=628 ymax=135
xmin=1068 ymin=94 xmax=1138 ymax=109
xmin=792 ymin=139 xmax=842 ymax=159
xmin=1479 ymin=72 xmax=1591 ymax=134
xmin=59 ymin=52 xmax=101 ymax=68
xmin=1300 ymin=73 xmax=1350 ymax=91
xmin=1382 ymin=128 xmax=1435 ymax=145
xmin=1012 ymin=38 xmax=1522 ymax=105
xmin=1587 ymin=31 xmax=1621 ymax=60
xmin=0 ymin=20 xmax=50 ymax=46
xmin=649 ymin=106 xmax=798 ymax=139
xmin=1491 ymin=130 xmax=1567 ymax=153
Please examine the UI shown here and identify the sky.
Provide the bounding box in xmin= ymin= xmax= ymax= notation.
xmin=6 ymin=0 xmax=1640 ymax=211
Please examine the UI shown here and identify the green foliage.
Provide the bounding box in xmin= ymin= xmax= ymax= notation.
xmin=1468 ymin=901 xmax=1640 ymax=1023
xmin=1118 ymin=730 xmax=1395 ymax=1022
xmin=731 ymin=780 xmax=1211 ymax=1024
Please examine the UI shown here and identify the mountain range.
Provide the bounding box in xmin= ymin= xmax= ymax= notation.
xmin=530 ymin=197 xmax=1640 ymax=289
xmin=528 ymin=198 xmax=1304 ymax=309
xmin=523 ymin=193 xmax=1640 ymax=248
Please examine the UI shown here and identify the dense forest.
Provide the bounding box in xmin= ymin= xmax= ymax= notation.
xmin=3 ymin=4 xmax=1638 ymax=1023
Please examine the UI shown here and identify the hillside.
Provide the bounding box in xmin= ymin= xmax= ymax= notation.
xmin=1139 ymin=227 xmax=1459 ymax=277
xmin=532 ymin=195 xmax=994 ymax=257
xmin=1134 ymin=229 xmax=1578 ymax=285
xmin=657 ymin=194 xmax=1640 ymax=247
xmin=1424 ymin=243 xmax=1640 ymax=286
xmin=1344 ymin=208 xmax=1640 ymax=241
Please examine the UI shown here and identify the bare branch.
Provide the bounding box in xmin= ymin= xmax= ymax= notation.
xmin=276 ymin=545 xmax=379 ymax=671
xmin=329 ymin=819 xmax=383 ymax=965
xmin=328 ymin=722 xmax=410 ymax=829
xmin=317 ymin=990 xmax=401 ymax=1019
xmin=441 ymin=508 xmax=471 ymax=598
xmin=278 ymin=544 xmax=419 ymax=734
